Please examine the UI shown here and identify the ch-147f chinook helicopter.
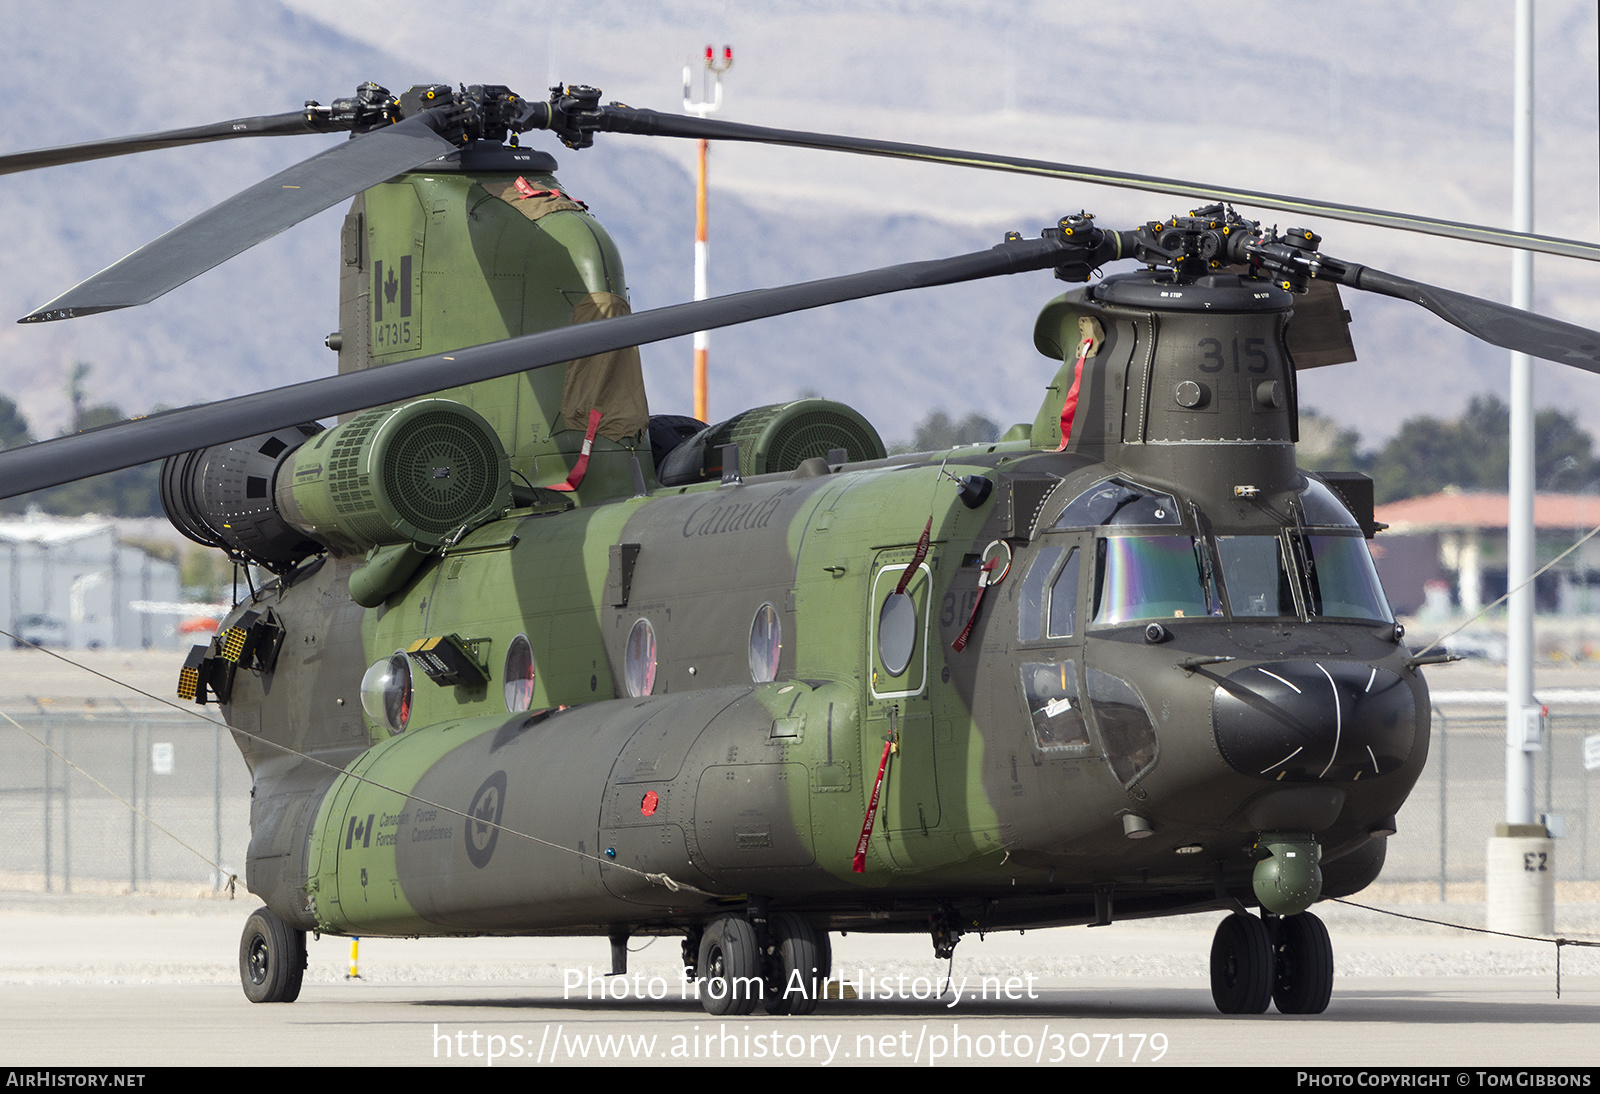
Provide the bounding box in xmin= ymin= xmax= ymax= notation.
xmin=3 ymin=81 xmax=1600 ymax=1019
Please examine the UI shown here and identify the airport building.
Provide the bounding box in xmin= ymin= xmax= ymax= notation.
xmin=0 ymin=512 xmax=183 ymax=650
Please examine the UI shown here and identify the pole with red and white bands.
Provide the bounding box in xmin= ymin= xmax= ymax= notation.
xmin=683 ymin=45 xmax=733 ymax=423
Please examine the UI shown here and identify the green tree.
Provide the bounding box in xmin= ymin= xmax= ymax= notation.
xmin=0 ymin=395 xmax=33 ymax=451
xmin=0 ymin=396 xmax=37 ymax=514
xmin=1371 ymin=414 xmax=1480 ymax=503
xmin=892 ymin=409 xmax=1001 ymax=454
xmin=9 ymin=364 xmax=163 ymax=517
xmin=1297 ymin=409 xmax=1368 ymax=473
xmin=1368 ymin=395 xmax=1600 ymax=503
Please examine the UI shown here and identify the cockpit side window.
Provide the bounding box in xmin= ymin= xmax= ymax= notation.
xmin=1296 ymin=534 xmax=1394 ymax=622
xmin=1017 ymin=545 xmax=1063 ymax=643
xmin=1021 ymin=660 xmax=1089 ymax=752
xmin=1046 ymin=548 xmax=1081 ymax=638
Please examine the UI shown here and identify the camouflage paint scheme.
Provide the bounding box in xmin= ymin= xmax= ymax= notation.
xmin=219 ymin=157 xmax=1425 ymax=945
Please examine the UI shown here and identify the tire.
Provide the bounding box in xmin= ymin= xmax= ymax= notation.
xmin=763 ymin=913 xmax=828 ymax=1016
xmin=1271 ymin=911 xmax=1334 ymax=1014
xmin=239 ymin=906 xmax=306 ymax=1003
xmin=697 ymin=914 xmax=760 ymax=1016
xmin=1210 ymin=912 xmax=1272 ymax=1014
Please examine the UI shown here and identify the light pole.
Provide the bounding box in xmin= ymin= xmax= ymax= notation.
xmin=1488 ymin=0 xmax=1554 ymax=935
xmin=684 ymin=45 xmax=733 ymax=424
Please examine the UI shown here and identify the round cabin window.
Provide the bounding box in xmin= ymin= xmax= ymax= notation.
xmin=360 ymin=652 xmax=412 ymax=735
xmin=878 ymin=592 xmax=916 ymax=677
xmin=748 ymin=603 xmax=782 ymax=683
xmin=503 ymin=634 xmax=536 ymax=712
xmin=625 ymin=618 xmax=657 ymax=697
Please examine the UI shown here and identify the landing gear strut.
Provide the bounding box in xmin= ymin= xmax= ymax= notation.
xmin=1208 ymin=910 xmax=1334 ymax=1015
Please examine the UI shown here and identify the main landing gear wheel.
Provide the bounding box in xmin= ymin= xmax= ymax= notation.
xmin=1210 ymin=912 xmax=1272 ymax=1014
xmin=697 ymin=914 xmax=761 ymax=1016
xmin=763 ymin=912 xmax=831 ymax=1016
xmin=1270 ymin=911 xmax=1334 ymax=1014
xmin=239 ymin=906 xmax=306 ymax=1003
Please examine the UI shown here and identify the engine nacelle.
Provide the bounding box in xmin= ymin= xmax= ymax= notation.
xmin=162 ymin=399 xmax=513 ymax=568
xmin=160 ymin=423 xmax=326 ymax=570
xmin=657 ymin=398 xmax=885 ymax=486
xmin=276 ymin=399 xmax=512 ymax=557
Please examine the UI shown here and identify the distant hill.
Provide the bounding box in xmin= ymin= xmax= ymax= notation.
xmin=1 ymin=0 xmax=1596 ymax=458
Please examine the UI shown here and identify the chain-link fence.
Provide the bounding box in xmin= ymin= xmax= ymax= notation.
xmin=3 ymin=695 xmax=1598 ymax=897
xmin=0 ymin=699 xmax=246 ymax=892
xmin=1384 ymin=705 xmax=1600 ymax=894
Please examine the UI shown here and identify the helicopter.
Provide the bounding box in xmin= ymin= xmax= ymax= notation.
xmin=3 ymin=81 xmax=1600 ymax=1019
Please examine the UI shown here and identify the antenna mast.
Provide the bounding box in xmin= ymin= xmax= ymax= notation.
xmin=683 ymin=45 xmax=733 ymax=423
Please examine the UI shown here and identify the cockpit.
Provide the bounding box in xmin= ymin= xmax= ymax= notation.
xmin=1010 ymin=474 xmax=1406 ymax=789
xmin=1022 ymin=477 xmax=1393 ymax=633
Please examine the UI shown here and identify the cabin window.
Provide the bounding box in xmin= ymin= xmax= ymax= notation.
xmin=748 ymin=603 xmax=782 ymax=683
xmin=503 ymin=634 xmax=537 ymax=712
xmin=625 ymin=618 xmax=658 ymax=697
xmin=1086 ymin=668 xmax=1159 ymax=786
xmin=1093 ymin=536 xmax=1218 ymax=624
xmin=1020 ymin=660 xmax=1089 ymax=752
xmin=360 ymin=652 xmax=412 ymax=735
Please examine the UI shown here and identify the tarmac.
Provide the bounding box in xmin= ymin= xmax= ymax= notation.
xmin=3 ymin=648 xmax=1600 ymax=1068
xmin=1 ymin=887 xmax=1597 ymax=1068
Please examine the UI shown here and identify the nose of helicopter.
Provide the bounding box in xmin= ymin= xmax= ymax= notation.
xmin=1211 ymin=661 xmax=1418 ymax=782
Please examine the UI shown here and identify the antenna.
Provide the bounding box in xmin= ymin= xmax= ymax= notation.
xmin=682 ymin=45 xmax=733 ymax=422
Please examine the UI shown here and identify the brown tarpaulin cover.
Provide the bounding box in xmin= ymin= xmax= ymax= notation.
xmin=478 ymin=179 xmax=587 ymax=220
xmin=560 ymin=292 xmax=649 ymax=440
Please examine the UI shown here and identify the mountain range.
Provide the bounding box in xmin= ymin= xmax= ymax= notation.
xmin=1 ymin=0 xmax=1595 ymax=454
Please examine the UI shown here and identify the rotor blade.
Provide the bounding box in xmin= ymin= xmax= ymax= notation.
xmin=0 ymin=235 xmax=1072 ymax=498
xmin=1326 ymin=260 xmax=1600 ymax=371
xmin=18 ymin=112 xmax=457 ymax=322
xmin=0 ymin=111 xmax=330 ymax=176
xmin=594 ymin=107 xmax=1600 ymax=264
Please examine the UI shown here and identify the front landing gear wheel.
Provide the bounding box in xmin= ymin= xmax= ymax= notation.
xmin=239 ymin=906 xmax=306 ymax=1003
xmin=1271 ymin=911 xmax=1334 ymax=1014
xmin=697 ymin=914 xmax=760 ymax=1016
xmin=763 ymin=913 xmax=830 ymax=1016
xmin=1210 ymin=912 xmax=1272 ymax=1014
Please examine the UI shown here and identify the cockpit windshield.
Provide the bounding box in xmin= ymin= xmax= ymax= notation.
xmin=1215 ymin=536 xmax=1297 ymax=617
xmin=1088 ymin=531 xmax=1392 ymax=626
xmin=1037 ymin=475 xmax=1393 ymax=632
xmin=1093 ymin=535 xmax=1220 ymax=624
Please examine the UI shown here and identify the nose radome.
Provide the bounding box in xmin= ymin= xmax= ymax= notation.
xmin=1211 ymin=661 xmax=1417 ymax=782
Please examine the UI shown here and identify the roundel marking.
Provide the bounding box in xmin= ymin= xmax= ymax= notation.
xmin=465 ymin=770 xmax=508 ymax=869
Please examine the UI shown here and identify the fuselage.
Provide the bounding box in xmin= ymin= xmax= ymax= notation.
xmin=224 ymin=441 xmax=1426 ymax=938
